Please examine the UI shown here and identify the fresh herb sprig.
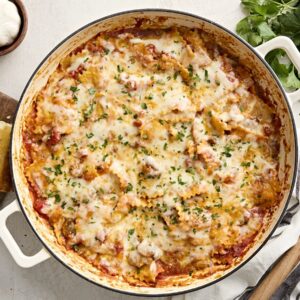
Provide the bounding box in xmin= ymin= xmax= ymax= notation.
xmin=236 ymin=0 xmax=300 ymax=89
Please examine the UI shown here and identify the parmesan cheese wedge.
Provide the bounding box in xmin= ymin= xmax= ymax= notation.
xmin=0 ymin=121 xmax=11 ymax=192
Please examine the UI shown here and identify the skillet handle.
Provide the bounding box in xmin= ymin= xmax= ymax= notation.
xmin=0 ymin=200 xmax=51 ymax=267
xmin=255 ymin=36 xmax=300 ymax=105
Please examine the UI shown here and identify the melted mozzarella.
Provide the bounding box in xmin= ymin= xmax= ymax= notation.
xmin=24 ymin=26 xmax=280 ymax=285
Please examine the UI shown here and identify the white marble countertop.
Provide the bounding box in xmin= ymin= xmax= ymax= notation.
xmin=0 ymin=1 xmax=297 ymax=299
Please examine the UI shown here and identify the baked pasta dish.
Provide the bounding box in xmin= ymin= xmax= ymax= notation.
xmin=22 ymin=25 xmax=281 ymax=287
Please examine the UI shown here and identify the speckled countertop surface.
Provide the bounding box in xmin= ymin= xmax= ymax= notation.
xmin=0 ymin=1 xmax=297 ymax=299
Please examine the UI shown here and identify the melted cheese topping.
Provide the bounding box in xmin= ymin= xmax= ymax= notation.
xmin=23 ymin=26 xmax=282 ymax=287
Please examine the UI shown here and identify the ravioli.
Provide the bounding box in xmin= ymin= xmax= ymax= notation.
xmin=22 ymin=26 xmax=282 ymax=287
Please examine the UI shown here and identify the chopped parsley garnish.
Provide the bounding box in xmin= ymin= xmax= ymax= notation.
xmin=176 ymin=131 xmax=185 ymax=142
xmin=177 ymin=175 xmax=186 ymax=185
xmin=171 ymin=215 xmax=179 ymax=224
xmin=125 ymin=183 xmax=133 ymax=193
xmin=102 ymin=138 xmax=108 ymax=148
xmin=88 ymin=88 xmax=96 ymax=95
xmin=98 ymin=112 xmax=108 ymax=120
xmin=141 ymin=103 xmax=148 ymax=110
xmin=204 ymin=69 xmax=210 ymax=83
xmin=70 ymin=86 xmax=79 ymax=93
xmin=86 ymin=132 xmax=94 ymax=139
xmin=54 ymin=194 xmax=61 ymax=203
xmin=222 ymin=145 xmax=233 ymax=157
xmin=83 ymin=102 xmax=95 ymax=120
xmin=128 ymin=228 xmax=135 ymax=239
xmin=117 ymin=65 xmax=124 ymax=73
xmin=54 ymin=164 xmax=62 ymax=176
xmin=241 ymin=161 xmax=251 ymax=167
xmin=151 ymin=229 xmax=158 ymax=237
xmin=87 ymin=143 xmax=97 ymax=151
xmin=173 ymin=71 xmax=179 ymax=80
xmin=186 ymin=167 xmax=195 ymax=175
xmin=212 ymin=213 xmax=219 ymax=220
xmin=188 ymin=64 xmax=194 ymax=77
xmin=193 ymin=207 xmax=203 ymax=215
xmin=122 ymin=104 xmax=132 ymax=115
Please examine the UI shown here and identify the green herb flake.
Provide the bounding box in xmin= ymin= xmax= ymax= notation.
xmin=186 ymin=167 xmax=195 ymax=175
xmin=125 ymin=183 xmax=133 ymax=193
xmin=54 ymin=194 xmax=61 ymax=203
xmin=86 ymin=132 xmax=94 ymax=139
xmin=212 ymin=213 xmax=219 ymax=220
xmin=204 ymin=69 xmax=210 ymax=83
xmin=141 ymin=103 xmax=148 ymax=110
xmin=54 ymin=164 xmax=63 ymax=176
xmin=117 ymin=65 xmax=124 ymax=73
xmin=128 ymin=228 xmax=135 ymax=239
xmin=88 ymin=88 xmax=96 ymax=95
xmin=177 ymin=175 xmax=186 ymax=185
xmin=188 ymin=64 xmax=194 ymax=77
xmin=70 ymin=86 xmax=79 ymax=93
xmin=222 ymin=145 xmax=233 ymax=158
xmin=241 ymin=161 xmax=251 ymax=167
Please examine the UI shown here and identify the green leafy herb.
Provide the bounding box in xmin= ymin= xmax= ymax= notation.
xmin=266 ymin=49 xmax=300 ymax=88
xmin=125 ymin=183 xmax=133 ymax=193
xmin=241 ymin=161 xmax=251 ymax=167
xmin=128 ymin=228 xmax=135 ymax=240
xmin=173 ymin=71 xmax=179 ymax=80
xmin=186 ymin=167 xmax=195 ymax=175
xmin=70 ymin=86 xmax=79 ymax=93
xmin=212 ymin=213 xmax=219 ymax=220
xmin=54 ymin=164 xmax=62 ymax=176
xmin=102 ymin=138 xmax=108 ymax=148
xmin=204 ymin=69 xmax=210 ymax=83
xmin=222 ymin=145 xmax=233 ymax=158
xmin=88 ymin=88 xmax=96 ymax=95
xmin=122 ymin=104 xmax=132 ymax=115
xmin=188 ymin=64 xmax=194 ymax=77
xmin=176 ymin=131 xmax=185 ymax=142
xmin=141 ymin=103 xmax=148 ymax=110
xmin=54 ymin=194 xmax=61 ymax=203
xmin=177 ymin=175 xmax=186 ymax=185
xmin=236 ymin=0 xmax=300 ymax=89
xmin=86 ymin=132 xmax=94 ymax=139
xmin=117 ymin=65 xmax=124 ymax=73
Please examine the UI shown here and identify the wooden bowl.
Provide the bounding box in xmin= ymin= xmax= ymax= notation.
xmin=0 ymin=0 xmax=28 ymax=56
